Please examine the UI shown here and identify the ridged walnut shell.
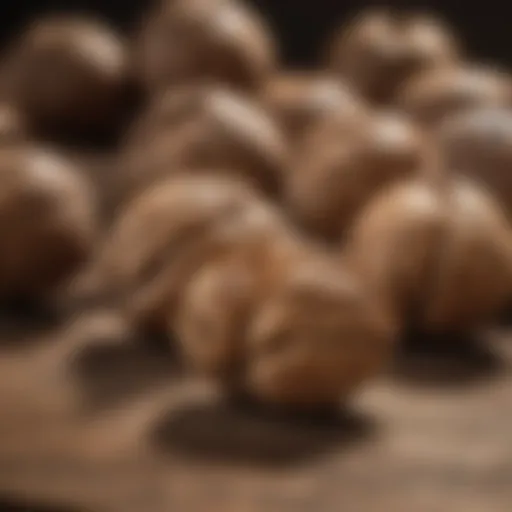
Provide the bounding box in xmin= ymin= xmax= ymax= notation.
xmin=119 ymin=85 xmax=288 ymax=204
xmin=437 ymin=107 xmax=512 ymax=219
xmin=261 ymin=72 xmax=366 ymax=142
xmin=397 ymin=66 xmax=512 ymax=128
xmin=325 ymin=9 xmax=459 ymax=104
xmin=1 ymin=16 xmax=129 ymax=135
xmin=346 ymin=176 xmax=512 ymax=332
xmin=135 ymin=0 xmax=276 ymax=95
xmin=95 ymin=173 xmax=282 ymax=331
xmin=287 ymin=110 xmax=429 ymax=240
xmin=0 ymin=146 xmax=97 ymax=299
xmin=176 ymin=249 xmax=393 ymax=408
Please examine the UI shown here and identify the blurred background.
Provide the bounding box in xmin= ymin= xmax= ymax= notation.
xmin=1 ymin=0 xmax=510 ymax=66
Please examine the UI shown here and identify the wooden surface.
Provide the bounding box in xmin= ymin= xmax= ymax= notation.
xmin=0 ymin=311 xmax=511 ymax=512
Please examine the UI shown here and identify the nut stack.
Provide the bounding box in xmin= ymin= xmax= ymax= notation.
xmin=0 ymin=1 xmax=511 ymax=411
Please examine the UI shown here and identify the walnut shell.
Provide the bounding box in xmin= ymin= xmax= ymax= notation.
xmin=177 ymin=250 xmax=393 ymax=407
xmin=346 ymin=176 xmax=512 ymax=332
xmin=135 ymin=0 xmax=276 ymax=95
xmin=1 ymin=16 xmax=129 ymax=136
xmin=325 ymin=9 xmax=459 ymax=104
xmin=437 ymin=107 xmax=512 ymax=218
xmin=397 ymin=66 xmax=512 ymax=128
xmin=287 ymin=110 xmax=429 ymax=240
xmin=96 ymin=173 xmax=285 ymax=331
xmin=0 ymin=146 xmax=97 ymax=299
xmin=94 ymin=171 xmax=394 ymax=407
xmin=118 ymin=85 xmax=288 ymax=204
xmin=260 ymin=71 xmax=366 ymax=142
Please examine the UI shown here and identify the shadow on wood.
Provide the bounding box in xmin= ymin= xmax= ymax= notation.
xmin=392 ymin=328 xmax=505 ymax=388
xmin=151 ymin=398 xmax=376 ymax=468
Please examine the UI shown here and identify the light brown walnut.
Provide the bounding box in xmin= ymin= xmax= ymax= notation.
xmin=118 ymin=85 xmax=288 ymax=205
xmin=437 ymin=107 xmax=512 ymax=219
xmin=346 ymin=176 xmax=512 ymax=333
xmin=325 ymin=9 xmax=459 ymax=104
xmin=92 ymin=173 xmax=393 ymax=408
xmin=260 ymin=71 xmax=366 ymax=143
xmin=397 ymin=65 xmax=512 ymax=129
xmin=286 ymin=110 xmax=430 ymax=240
xmin=135 ymin=0 xmax=276 ymax=95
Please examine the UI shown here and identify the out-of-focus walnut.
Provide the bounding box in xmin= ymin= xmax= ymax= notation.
xmin=437 ymin=107 xmax=512 ymax=218
xmin=286 ymin=110 xmax=430 ymax=240
xmin=0 ymin=103 xmax=27 ymax=144
xmin=345 ymin=176 xmax=512 ymax=333
xmin=178 ymin=250 xmax=393 ymax=407
xmin=397 ymin=66 xmax=512 ymax=129
xmin=135 ymin=0 xmax=276 ymax=95
xmin=1 ymin=16 xmax=129 ymax=136
xmin=118 ymin=85 xmax=288 ymax=206
xmin=91 ymin=173 xmax=393 ymax=408
xmin=260 ymin=71 xmax=366 ymax=143
xmin=0 ymin=146 xmax=97 ymax=300
xmin=325 ymin=9 xmax=459 ymax=104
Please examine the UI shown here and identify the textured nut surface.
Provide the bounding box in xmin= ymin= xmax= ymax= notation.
xmin=398 ymin=66 xmax=512 ymax=128
xmin=261 ymin=72 xmax=365 ymax=141
xmin=437 ymin=107 xmax=512 ymax=217
xmin=0 ymin=146 xmax=97 ymax=299
xmin=287 ymin=110 xmax=429 ymax=239
xmin=119 ymin=85 xmax=288 ymax=203
xmin=177 ymin=236 xmax=393 ymax=407
xmin=326 ymin=9 xmax=459 ymax=104
xmin=1 ymin=16 xmax=128 ymax=134
xmin=98 ymin=173 xmax=279 ymax=331
xmin=346 ymin=176 xmax=512 ymax=332
xmin=135 ymin=0 xmax=276 ymax=95
xmin=244 ymin=255 xmax=393 ymax=406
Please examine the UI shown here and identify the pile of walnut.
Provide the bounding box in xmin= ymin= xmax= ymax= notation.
xmin=1 ymin=1 xmax=512 ymax=410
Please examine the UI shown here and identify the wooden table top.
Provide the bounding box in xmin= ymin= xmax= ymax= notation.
xmin=0 ymin=311 xmax=510 ymax=512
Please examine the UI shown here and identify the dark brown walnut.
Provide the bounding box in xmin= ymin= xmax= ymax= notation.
xmin=397 ymin=66 xmax=512 ymax=129
xmin=260 ymin=71 xmax=366 ymax=142
xmin=90 ymin=173 xmax=392 ymax=407
xmin=437 ymin=107 xmax=512 ymax=218
xmin=0 ymin=146 xmax=97 ymax=300
xmin=118 ymin=85 xmax=288 ymax=205
xmin=135 ymin=0 xmax=276 ymax=95
xmin=1 ymin=15 xmax=129 ymax=136
xmin=325 ymin=9 xmax=459 ymax=104
xmin=0 ymin=103 xmax=27 ymax=144
xmin=345 ymin=176 xmax=512 ymax=333
xmin=286 ymin=110 xmax=430 ymax=240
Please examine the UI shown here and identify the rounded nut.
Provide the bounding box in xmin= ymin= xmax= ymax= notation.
xmin=1 ymin=16 xmax=129 ymax=135
xmin=119 ymin=85 xmax=288 ymax=204
xmin=97 ymin=173 xmax=278 ymax=331
xmin=0 ymin=146 xmax=97 ymax=299
xmin=287 ymin=110 xmax=429 ymax=240
xmin=437 ymin=107 xmax=512 ymax=218
xmin=326 ymin=9 xmax=459 ymax=104
xmin=135 ymin=0 xmax=276 ymax=95
xmin=177 ymin=251 xmax=393 ymax=408
xmin=397 ymin=65 xmax=512 ymax=128
xmin=261 ymin=71 xmax=366 ymax=142
xmin=346 ymin=176 xmax=512 ymax=332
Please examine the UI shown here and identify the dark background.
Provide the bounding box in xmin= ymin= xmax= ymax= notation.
xmin=0 ymin=0 xmax=509 ymax=66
